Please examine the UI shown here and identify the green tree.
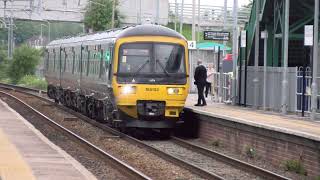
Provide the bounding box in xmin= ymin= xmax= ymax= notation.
xmin=84 ymin=0 xmax=122 ymax=32
xmin=0 ymin=47 xmax=9 ymax=81
xmin=8 ymin=45 xmax=41 ymax=83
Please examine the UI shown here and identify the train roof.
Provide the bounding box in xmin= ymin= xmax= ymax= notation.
xmin=47 ymin=24 xmax=186 ymax=48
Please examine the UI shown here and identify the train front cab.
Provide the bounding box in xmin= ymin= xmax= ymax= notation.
xmin=112 ymin=36 xmax=190 ymax=129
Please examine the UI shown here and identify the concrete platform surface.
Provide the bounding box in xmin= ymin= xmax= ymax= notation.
xmin=186 ymin=94 xmax=320 ymax=141
xmin=0 ymin=99 xmax=97 ymax=180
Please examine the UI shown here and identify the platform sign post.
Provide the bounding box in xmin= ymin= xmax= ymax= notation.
xmin=261 ymin=30 xmax=268 ymax=111
xmin=303 ymin=25 xmax=313 ymax=117
xmin=240 ymin=30 xmax=247 ymax=106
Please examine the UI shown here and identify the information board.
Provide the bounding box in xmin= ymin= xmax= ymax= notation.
xmin=187 ymin=41 xmax=197 ymax=50
xmin=203 ymin=31 xmax=230 ymax=41
xmin=241 ymin=30 xmax=247 ymax=48
xmin=304 ymin=25 xmax=313 ymax=46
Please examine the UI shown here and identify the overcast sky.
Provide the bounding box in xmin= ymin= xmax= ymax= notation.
xmin=169 ymin=0 xmax=250 ymax=7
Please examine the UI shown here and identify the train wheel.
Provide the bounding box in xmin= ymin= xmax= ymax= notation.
xmin=65 ymin=91 xmax=72 ymax=107
xmin=70 ymin=92 xmax=77 ymax=110
xmin=76 ymin=95 xmax=81 ymax=112
xmin=86 ymin=99 xmax=95 ymax=119
xmin=47 ymin=85 xmax=55 ymax=99
xmin=81 ymin=98 xmax=87 ymax=115
xmin=96 ymin=102 xmax=108 ymax=123
xmin=58 ymin=88 xmax=65 ymax=105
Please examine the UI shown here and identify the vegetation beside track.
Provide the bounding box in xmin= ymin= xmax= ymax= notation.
xmin=17 ymin=75 xmax=47 ymax=91
xmin=0 ymin=45 xmax=45 ymax=90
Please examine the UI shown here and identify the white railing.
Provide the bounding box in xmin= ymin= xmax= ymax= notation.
xmin=213 ymin=72 xmax=232 ymax=103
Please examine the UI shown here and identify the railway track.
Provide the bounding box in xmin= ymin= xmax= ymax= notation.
xmin=169 ymin=137 xmax=290 ymax=180
xmin=0 ymin=83 xmax=291 ymax=180
xmin=0 ymin=91 xmax=150 ymax=180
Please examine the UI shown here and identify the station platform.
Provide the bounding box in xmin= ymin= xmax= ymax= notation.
xmin=185 ymin=94 xmax=320 ymax=141
xmin=0 ymin=100 xmax=96 ymax=180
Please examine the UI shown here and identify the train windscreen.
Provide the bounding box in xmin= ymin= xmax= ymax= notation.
xmin=117 ymin=42 xmax=187 ymax=85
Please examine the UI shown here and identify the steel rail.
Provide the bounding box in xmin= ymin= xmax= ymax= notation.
xmin=0 ymin=83 xmax=224 ymax=180
xmin=171 ymin=137 xmax=291 ymax=180
xmin=0 ymin=91 xmax=151 ymax=180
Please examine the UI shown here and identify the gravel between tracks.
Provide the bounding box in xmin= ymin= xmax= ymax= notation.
xmin=1 ymin=95 xmax=126 ymax=180
xmin=145 ymin=140 xmax=261 ymax=180
xmin=7 ymin=91 xmax=201 ymax=180
xmin=189 ymin=139 xmax=305 ymax=180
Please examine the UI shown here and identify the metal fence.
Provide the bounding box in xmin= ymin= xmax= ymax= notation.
xmin=296 ymin=66 xmax=312 ymax=114
xmin=238 ymin=66 xmax=297 ymax=112
xmin=295 ymin=66 xmax=320 ymax=116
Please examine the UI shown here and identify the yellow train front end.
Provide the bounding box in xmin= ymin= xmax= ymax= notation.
xmin=112 ymin=36 xmax=189 ymax=129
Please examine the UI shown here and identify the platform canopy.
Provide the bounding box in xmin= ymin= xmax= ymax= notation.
xmin=196 ymin=42 xmax=231 ymax=51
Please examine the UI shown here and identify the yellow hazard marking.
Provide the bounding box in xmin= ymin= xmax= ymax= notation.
xmin=0 ymin=129 xmax=36 ymax=180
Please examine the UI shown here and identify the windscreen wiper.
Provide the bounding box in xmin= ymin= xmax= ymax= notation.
xmin=156 ymin=59 xmax=170 ymax=77
xmin=133 ymin=59 xmax=150 ymax=77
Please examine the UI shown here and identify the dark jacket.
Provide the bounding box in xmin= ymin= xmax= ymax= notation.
xmin=194 ymin=65 xmax=207 ymax=85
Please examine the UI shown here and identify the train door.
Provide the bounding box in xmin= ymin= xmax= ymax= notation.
xmin=100 ymin=42 xmax=114 ymax=85
xmin=60 ymin=47 xmax=67 ymax=88
xmin=57 ymin=46 xmax=62 ymax=87
xmin=52 ymin=46 xmax=61 ymax=86
xmin=80 ymin=45 xmax=89 ymax=94
xmin=73 ymin=46 xmax=82 ymax=91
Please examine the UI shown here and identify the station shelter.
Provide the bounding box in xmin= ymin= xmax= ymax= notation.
xmin=235 ymin=0 xmax=320 ymax=117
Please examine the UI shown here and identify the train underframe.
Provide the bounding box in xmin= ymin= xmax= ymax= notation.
xmin=47 ymin=85 xmax=180 ymax=133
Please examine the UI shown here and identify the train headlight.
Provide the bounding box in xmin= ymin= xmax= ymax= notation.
xmin=167 ymin=88 xmax=183 ymax=95
xmin=121 ymin=86 xmax=136 ymax=94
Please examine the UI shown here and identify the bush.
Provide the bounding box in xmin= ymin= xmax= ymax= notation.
xmin=245 ymin=146 xmax=256 ymax=158
xmin=8 ymin=45 xmax=41 ymax=83
xmin=17 ymin=75 xmax=47 ymax=91
xmin=0 ymin=50 xmax=10 ymax=82
xmin=284 ymin=160 xmax=307 ymax=175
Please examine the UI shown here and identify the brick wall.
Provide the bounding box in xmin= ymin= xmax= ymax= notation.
xmin=184 ymin=110 xmax=320 ymax=177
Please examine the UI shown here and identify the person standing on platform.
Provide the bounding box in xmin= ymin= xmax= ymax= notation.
xmin=205 ymin=64 xmax=214 ymax=98
xmin=194 ymin=59 xmax=207 ymax=106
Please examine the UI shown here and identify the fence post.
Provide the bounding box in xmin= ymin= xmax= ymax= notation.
xmin=238 ymin=35 xmax=242 ymax=105
xmin=218 ymin=47 xmax=222 ymax=102
xmin=302 ymin=65 xmax=306 ymax=117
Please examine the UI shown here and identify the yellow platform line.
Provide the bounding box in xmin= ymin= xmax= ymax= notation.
xmin=0 ymin=129 xmax=35 ymax=180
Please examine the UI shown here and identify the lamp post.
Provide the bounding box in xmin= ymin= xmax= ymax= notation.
xmin=253 ymin=0 xmax=260 ymax=109
xmin=41 ymin=20 xmax=51 ymax=43
xmin=311 ymin=0 xmax=319 ymax=120
xmin=232 ymin=0 xmax=238 ymax=105
xmin=111 ymin=0 xmax=116 ymax=28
